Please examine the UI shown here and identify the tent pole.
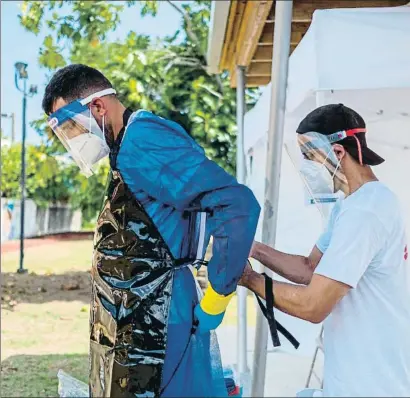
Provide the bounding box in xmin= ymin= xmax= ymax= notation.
xmin=236 ymin=65 xmax=249 ymax=377
xmin=251 ymin=1 xmax=293 ymax=397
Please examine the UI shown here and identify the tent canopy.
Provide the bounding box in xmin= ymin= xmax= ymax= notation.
xmin=245 ymin=6 xmax=410 ymax=153
xmin=206 ymin=0 xmax=409 ymax=87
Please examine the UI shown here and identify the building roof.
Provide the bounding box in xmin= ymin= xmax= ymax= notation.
xmin=207 ymin=0 xmax=409 ymax=87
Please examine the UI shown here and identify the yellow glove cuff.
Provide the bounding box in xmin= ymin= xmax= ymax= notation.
xmin=200 ymin=283 xmax=235 ymax=315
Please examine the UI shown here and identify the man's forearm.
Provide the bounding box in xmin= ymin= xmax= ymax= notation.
xmin=244 ymin=271 xmax=316 ymax=322
xmin=252 ymin=242 xmax=313 ymax=285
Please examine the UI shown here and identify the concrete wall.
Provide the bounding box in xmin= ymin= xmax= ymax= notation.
xmin=1 ymin=198 xmax=82 ymax=241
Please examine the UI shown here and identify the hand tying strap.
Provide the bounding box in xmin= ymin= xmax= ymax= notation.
xmin=254 ymin=271 xmax=300 ymax=349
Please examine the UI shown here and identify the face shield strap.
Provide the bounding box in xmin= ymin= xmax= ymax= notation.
xmin=80 ymin=88 xmax=117 ymax=106
xmin=47 ymin=88 xmax=117 ymax=128
xmin=327 ymin=128 xmax=366 ymax=166
xmin=327 ymin=128 xmax=366 ymax=143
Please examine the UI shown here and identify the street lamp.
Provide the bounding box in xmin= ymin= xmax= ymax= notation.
xmin=14 ymin=62 xmax=37 ymax=274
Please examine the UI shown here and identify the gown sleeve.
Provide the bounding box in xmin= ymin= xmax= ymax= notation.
xmin=117 ymin=111 xmax=261 ymax=296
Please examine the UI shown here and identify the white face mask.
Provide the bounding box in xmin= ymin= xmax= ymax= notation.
xmin=300 ymin=159 xmax=334 ymax=196
xmin=68 ymin=133 xmax=110 ymax=173
xmin=300 ymin=159 xmax=344 ymax=223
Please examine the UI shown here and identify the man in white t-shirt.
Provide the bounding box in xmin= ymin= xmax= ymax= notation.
xmin=239 ymin=104 xmax=410 ymax=397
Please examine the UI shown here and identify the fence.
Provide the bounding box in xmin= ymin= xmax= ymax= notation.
xmin=1 ymin=198 xmax=82 ymax=241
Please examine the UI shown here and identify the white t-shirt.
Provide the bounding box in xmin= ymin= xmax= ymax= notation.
xmin=315 ymin=181 xmax=410 ymax=397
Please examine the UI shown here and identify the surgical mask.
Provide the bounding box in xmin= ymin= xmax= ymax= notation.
xmin=300 ymin=158 xmax=344 ymax=224
xmin=300 ymin=159 xmax=334 ymax=195
xmin=68 ymin=133 xmax=110 ymax=175
xmin=300 ymin=158 xmax=344 ymax=206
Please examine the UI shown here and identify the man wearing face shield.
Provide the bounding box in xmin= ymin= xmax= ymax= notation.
xmin=240 ymin=104 xmax=410 ymax=397
xmin=43 ymin=64 xmax=260 ymax=397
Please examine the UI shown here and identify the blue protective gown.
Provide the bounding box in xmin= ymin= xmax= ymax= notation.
xmin=117 ymin=110 xmax=260 ymax=397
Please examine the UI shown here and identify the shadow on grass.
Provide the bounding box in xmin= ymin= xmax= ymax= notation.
xmin=1 ymin=271 xmax=91 ymax=307
xmin=1 ymin=353 xmax=88 ymax=397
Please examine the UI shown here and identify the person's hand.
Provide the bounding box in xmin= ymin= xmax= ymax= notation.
xmin=194 ymin=304 xmax=225 ymax=334
xmin=238 ymin=260 xmax=253 ymax=287
xmin=249 ymin=240 xmax=261 ymax=259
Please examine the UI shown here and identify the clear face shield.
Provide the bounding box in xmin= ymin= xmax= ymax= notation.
xmin=285 ymin=131 xmax=350 ymax=220
xmin=47 ymin=88 xmax=116 ymax=177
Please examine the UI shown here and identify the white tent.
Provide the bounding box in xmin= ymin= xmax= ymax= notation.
xmin=245 ymin=5 xmax=410 ymax=356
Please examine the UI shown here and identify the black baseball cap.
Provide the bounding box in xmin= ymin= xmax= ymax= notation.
xmin=296 ymin=104 xmax=385 ymax=166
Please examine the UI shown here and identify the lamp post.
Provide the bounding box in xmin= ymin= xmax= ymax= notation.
xmin=14 ymin=62 xmax=37 ymax=274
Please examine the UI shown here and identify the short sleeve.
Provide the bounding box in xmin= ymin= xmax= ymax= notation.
xmin=314 ymin=208 xmax=386 ymax=288
xmin=316 ymin=221 xmax=332 ymax=254
xmin=316 ymin=201 xmax=341 ymax=253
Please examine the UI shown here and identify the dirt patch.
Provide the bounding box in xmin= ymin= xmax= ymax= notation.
xmin=1 ymin=271 xmax=91 ymax=309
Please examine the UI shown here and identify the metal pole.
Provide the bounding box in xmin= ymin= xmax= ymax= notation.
xmin=18 ymin=80 xmax=28 ymax=274
xmin=251 ymin=1 xmax=293 ymax=396
xmin=236 ymin=65 xmax=248 ymax=376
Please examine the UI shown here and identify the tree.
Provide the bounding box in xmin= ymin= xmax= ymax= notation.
xmin=1 ymin=142 xmax=74 ymax=206
xmin=1 ymin=141 xmax=109 ymax=225
xmin=19 ymin=0 xmax=259 ymax=175
xmin=17 ymin=0 xmax=259 ymax=225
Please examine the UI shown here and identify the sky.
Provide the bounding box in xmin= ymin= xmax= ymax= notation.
xmin=0 ymin=1 xmax=182 ymax=144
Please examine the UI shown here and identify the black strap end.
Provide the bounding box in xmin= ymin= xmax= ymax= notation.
xmin=255 ymin=273 xmax=300 ymax=350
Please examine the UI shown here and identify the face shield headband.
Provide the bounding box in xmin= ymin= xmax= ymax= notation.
xmin=298 ymin=127 xmax=366 ymax=188
xmin=47 ymin=88 xmax=117 ymax=177
xmin=319 ymin=128 xmax=366 ymax=165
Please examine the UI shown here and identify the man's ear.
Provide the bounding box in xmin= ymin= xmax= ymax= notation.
xmin=332 ymin=144 xmax=346 ymax=162
xmin=90 ymin=98 xmax=107 ymax=117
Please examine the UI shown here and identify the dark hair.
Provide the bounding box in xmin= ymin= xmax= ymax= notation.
xmin=42 ymin=64 xmax=113 ymax=114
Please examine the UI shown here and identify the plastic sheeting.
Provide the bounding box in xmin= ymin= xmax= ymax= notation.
xmin=89 ymin=167 xmax=228 ymax=397
xmin=90 ymin=169 xmax=175 ymax=397
xmin=58 ymin=269 xmax=230 ymax=397
xmin=59 ymin=271 xmax=230 ymax=398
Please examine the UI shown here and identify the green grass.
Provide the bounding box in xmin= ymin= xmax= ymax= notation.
xmin=1 ymin=354 xmax=88 ymax=397
xmin=1 ymin=239 xmax=94 ymax=275
xmin=2 ymin=240 xmax=92 ymax=396
xmin=1 ymin=239 xmax=256 ymax=397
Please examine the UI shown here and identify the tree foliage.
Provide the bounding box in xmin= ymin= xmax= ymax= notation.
xmin=16 ymin=0 xmax=259 ymax=223
xmin=1 ymin=142 xmax=109 ymax=223
xmin=20 ymin=0 xmax=259 ymax=173
xmin=1 ymin=143 xmax=73 ymax=207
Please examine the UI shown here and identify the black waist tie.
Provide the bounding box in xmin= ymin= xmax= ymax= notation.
xmin=253 ymin=267 xmax=300 ymax=349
